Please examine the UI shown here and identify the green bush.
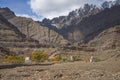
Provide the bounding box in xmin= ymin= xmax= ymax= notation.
xmin=5 ymin=55 xmax=24 ymax=63
xmin=30 ymin=50 xmax=48 ymax=62
xmin=94 ymin=58 xmax=104 ymax=62
xmin=61 ymin=56 xmax=70 ymax=62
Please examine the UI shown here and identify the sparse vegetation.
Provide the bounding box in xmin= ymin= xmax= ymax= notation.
xmin=74 ymin=56 xmax=81 ymax=61
xmin=4 ymin=55 xmax=24 ymax=63
xmin=0 ymin=59 xmax=4 ymax=63
xmin=30 ymin=50 xmax=48 ymax=62
xmin=94 ymin=57 xmax=104 ymax=62
xmin=50 ymin=56 xmax=60 ymax=62
xmin=60 ymin=56 xmax=70 ymax=62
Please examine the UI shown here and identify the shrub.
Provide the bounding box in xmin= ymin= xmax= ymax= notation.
xmin=4 ymin=55 xmax=24 ymax=63
xmin=50 ymin=56 xmax=60 ymax=62
xmin=94 ymin=58 xmax=104 ymax=62
xmin=74 ymin=56 xmax=81 ymax=61
xmin=0 ymin=59 xmax=4 ymax=63
xmin=61 ymin=56 xmax=70 ymax=62
xmin=84 ymin=57 xmax=90 ymax=62
xmin=30 ymin=50 xmax=48 ymax=62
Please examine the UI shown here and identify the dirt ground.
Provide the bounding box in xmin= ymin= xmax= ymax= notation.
xmin=0 ymin=49 xmax=120 ymax=80
xmin=0 ymin=56 xmax=120 ymax=80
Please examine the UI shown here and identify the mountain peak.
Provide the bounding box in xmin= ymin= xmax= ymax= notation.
xmin=0 ymin=7 xmax=15 ymax=19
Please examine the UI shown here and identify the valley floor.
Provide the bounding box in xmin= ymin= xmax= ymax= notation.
xmin=0 ymin=58 xmax=120 ymax=80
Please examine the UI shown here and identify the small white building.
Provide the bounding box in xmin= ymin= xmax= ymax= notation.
xmin=25 ymin=57 xmax=31 ymax=63
xmin=70 ymin=56 xmax=74 ymax=62
xmin=90 ymin=56 xmax=94 ymax=63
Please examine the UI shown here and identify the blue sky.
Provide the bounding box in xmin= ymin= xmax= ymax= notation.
xmin=0 ymin=0 xmax=114 ymax=20
xmin=0 ymin=0 xmax=43 ymax=21
xmin=0 ymin=0 xmax=31 ymax=15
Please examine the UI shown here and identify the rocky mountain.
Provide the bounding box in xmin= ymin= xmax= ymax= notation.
xmin=0 ymin=7 xmax=68 ymax=46
xmin=0 ymin=14 xmax=24 ymax=45
xmin=102 ymin=0 xmax=120 ymax=9
xmin=0 ymin=1 xmax=120 ymax=79
xmin=0 ymin=0 xmax=120 ymax=51
xmin=66 ymin=5 xmax=120 ymax=43
xmin=10 ymin=17 xmax=67 ymax=46
xmin=0 ymin=14 xmax=40 ymax=54
xmin=42 ymin=0 xmax=120 ymax=44
xmin=0 ymin=7 xmax=15 ymax=19
xmin=42 ymin=4 xmax=101 ymax=31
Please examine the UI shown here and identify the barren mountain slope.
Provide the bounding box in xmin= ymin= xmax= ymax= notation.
xmin=0 ymin=7 xmax=68 ymax=45
xmin=89 ymin=25 xmax=120 ymax=50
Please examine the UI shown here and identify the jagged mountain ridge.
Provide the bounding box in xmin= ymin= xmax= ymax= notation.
xmin=42 ymin=4 xmax=101 ymax=32
xmin=42 ymin=0 xmax=120 ymax=43
xmin=66 ymin=5 xmax=120 ymax=43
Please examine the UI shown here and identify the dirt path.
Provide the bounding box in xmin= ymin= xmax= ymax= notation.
xmin=0 ymin=62 xmax=55 ymax=69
